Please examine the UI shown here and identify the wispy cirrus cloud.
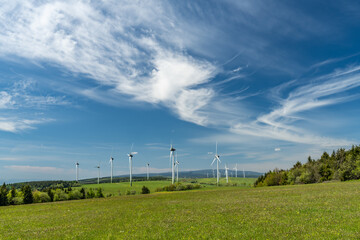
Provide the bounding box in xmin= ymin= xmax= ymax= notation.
xmin=231 ymin=65 xmax=360 ymax=147
xmin=0 ymin=0 xmax=359 ymax=151
xmin=0 ymin=117 xmax=51 ymax=133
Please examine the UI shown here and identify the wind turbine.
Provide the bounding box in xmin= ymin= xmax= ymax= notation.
xmin=95 ymin=163 xmax=100 ymax=184
xmin=109 ymin=157 xmax=114 ymax=183
xmin=75 ymin=162 xmax=79 ymax=182
xmin=233 ymin=163 xmax=238 ymax=178
xmin=128 ymin=144 xmax=138 ymax=187
xmin=170 ymin=144 xmax=176 ymax=184
xmin=211 ymin=142 xmax=221 ymax=185
xmin=146 ymin=163 xmax=150 ymax=181
xmin=243 ymin=168 xmax=246 ymax=178
xmin=225 ymin=164 xmax=229 ymax=183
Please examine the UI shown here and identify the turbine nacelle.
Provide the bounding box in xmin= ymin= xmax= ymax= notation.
xmin=128 ymin=152 xmax=138 ymax=158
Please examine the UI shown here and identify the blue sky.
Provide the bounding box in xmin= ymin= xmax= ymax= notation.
xmin=1 ymin=0 xmax=360 ymax=182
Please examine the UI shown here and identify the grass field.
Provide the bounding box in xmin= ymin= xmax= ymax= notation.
xmin=1 ymin=180 xmax=360 ymax=239
xmin=77 ymin=177 xmax=256 ymax=196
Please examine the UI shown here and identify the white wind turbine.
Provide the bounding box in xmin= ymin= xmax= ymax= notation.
xmin=146 ymin=163 xmax=150 ymax=180
xmin=225 ymin=164 xmax=229 ymax=183
xmin=211 ymin=142 xmax=221 ymax=185
xmin=95 ymin=163 xmax=100 ymax=184
xmin=233 ymin=163 xmax=238 ymax=178
xmin=243 ymin=168 xmax=246 ymax=178
xmin=109 ymin=157 xmax=114 ymax=183
xmin=75 ymin=162 xmax=79 ymax=182
xmin=128 ymin=144 xmax=138 ymax=187
xmin=170 ymin=144 xmax=176 ymax=184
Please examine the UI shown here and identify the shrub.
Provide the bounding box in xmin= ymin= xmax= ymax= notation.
xmin=86 ymin=188 xmax=95 ymax=198
xmin=69 ymin=190 xmax=82 ymax=200
xmin=95 ymin=188 xmax=104 ymax=198
xmin=54 ymin=189 xmax=69 ymax=201
xmin=33 ymin=191 xmax=42 ymax=203
xmin=156 ymin=183 xmax=201 ymax=192
xmin=12 ymin=197 xmax=23 ymax=205
xmin=125 ymin=190 xmax=136 ymax=195
xmin=141 ymin=186 xmax=150 ymax=194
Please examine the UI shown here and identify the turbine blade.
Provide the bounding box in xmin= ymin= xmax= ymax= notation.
xmin=216 ymin=141 xmax=218 ymax=155
xmin=211 ymin=157 xmax=216 ymax=166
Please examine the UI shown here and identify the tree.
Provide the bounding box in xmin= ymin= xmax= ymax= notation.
xmin=141 ymin=186 xmax=150 ymax=194
xmin=0 ymin=183 xmax=8 ymax=206
xmin=47 ymin=189 xmax=54 ymax=202
xmin=80 ymin=188 xmax=86 ymax=199
xmin=22 ymin=185 xmax=34 ymax=204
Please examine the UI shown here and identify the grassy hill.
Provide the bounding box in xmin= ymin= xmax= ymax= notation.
xmin=1 ymin=180 xmax=360 ymax=239
xmin=77 ymin=177 xmax=256 ymax=196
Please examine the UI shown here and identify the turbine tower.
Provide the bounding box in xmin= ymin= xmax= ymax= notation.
xmin=243 ymin=168 xmax=246 ymax=178
xmin=75 ymin=162 xmax=79 ymax=182
xmin=128 ymin=144 xmax=138 ymax=187
xmin=146 ymin=163 xmax=150 ymax=181
xmin=225 ymin=164 xmax=229 ymax=183
xmin=233 ymin=163 xmax=238 ymax=178
xmin=109 ymin=157 xmax=114 ymax=183
xmin=175 ymin=160 xmax=180 ymax=182
xmin=95 ymin=163 xmax=100 ymax=184
xmin=211 ymin=141 xmax=221 ymax=185
xmin=170 ymin=145 xmax=176 ymax=184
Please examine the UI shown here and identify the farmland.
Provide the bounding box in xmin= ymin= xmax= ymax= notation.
xmin=1 ymin=180 xmax=360 ymax=239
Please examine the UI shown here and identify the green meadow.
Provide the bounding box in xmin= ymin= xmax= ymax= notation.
xmin=77 ymin=177 xmax=255 ymax=195
xmin=1 ymin=180 xmax=360 ymax=239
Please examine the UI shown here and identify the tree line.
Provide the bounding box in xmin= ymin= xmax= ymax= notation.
xmin=254 ymin=145 xmax=360 ymax=187
xmin=0 ymin=183 xmax=105 ymax=206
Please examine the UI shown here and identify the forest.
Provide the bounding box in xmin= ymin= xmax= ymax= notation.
xmin=255 ymin=145 xmax=360 ymax=187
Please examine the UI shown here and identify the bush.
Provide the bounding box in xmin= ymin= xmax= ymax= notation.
xmin=95 ymin=188 xmax=104 ymax=198
xmin=69 ymin=190 xmax=82 ymax=200
xmin=33 ymin=191 xmax=42 ymax=203
xmin=125 ymin=190 xmax=136 ymax=195
xmin=156 ymin=183 xmax=201 ymax=192
xmin=12 ymin=197 xmax=23 ymax=205
xmin=54 ymin=189 xmax=69 ymax=201
xmin=86 ymin=188 xmax=95 ymax=198
xmin=141 ymin=186 xmax=150 ymax=194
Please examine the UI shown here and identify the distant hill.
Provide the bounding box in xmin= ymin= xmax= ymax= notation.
xmin=7 ymin=169 xmax=263 ymax=188
xmin=79 ymin=169 xmax=263 ymax=184
xmin=127 ymin=169 xmax=263 ymax=179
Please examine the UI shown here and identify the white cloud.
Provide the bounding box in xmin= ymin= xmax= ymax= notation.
xmin=0 ymin=0 xmax=359 ymax=152
xmin=0 ymin=117 xmax=51 ymax=133
xmin=5 ymin=165 xmax=62 ymax=173
xmin=0 ymin=91 xmax=14 ymax=109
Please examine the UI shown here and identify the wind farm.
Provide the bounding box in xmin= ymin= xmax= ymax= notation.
xmin=1 ymin=1 xmax=360 ymax=239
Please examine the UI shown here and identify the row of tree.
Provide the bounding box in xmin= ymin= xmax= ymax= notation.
xmin=255 ymin=145 xmax=360 ymax=187
xmin=0 ymin=184 xmax=104 ymax=206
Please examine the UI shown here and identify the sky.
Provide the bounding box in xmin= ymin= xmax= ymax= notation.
xmin=1 ymin=0 xmax=360 ymax=182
